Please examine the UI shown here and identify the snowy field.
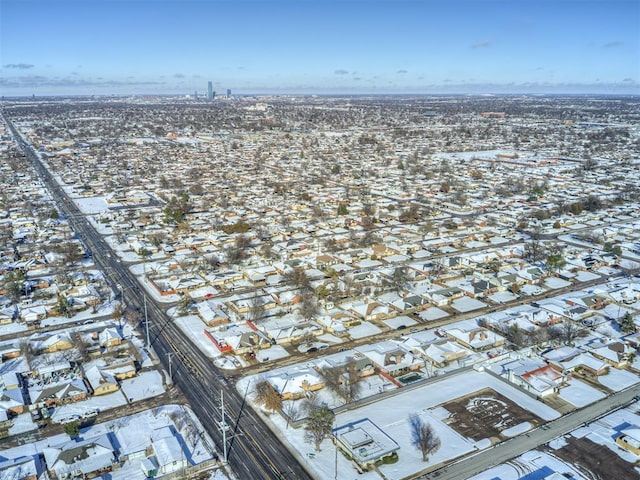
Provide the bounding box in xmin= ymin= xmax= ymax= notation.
xmin=73 ymin=196 xmax=110 ymax=214
xmin=243 ymin=370 xmax=560 ymax=480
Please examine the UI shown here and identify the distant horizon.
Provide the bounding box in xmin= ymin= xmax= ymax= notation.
xmin=3 ymin=90 xmax=640 ymax=100
xmin=1 ymin=0 xmax=638 ymax=97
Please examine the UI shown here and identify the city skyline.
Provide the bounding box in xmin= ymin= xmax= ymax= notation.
xmin=1 ymin=0 xmax=639 ymax=96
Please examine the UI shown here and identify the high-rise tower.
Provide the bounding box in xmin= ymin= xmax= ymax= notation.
xmin=207 ymin=81 xmax=213 ymax=101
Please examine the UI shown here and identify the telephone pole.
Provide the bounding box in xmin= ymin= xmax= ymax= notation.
xmin=144 ymin=295 xmax=150 ymax=349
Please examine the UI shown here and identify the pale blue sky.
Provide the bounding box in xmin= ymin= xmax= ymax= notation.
xmin=1 ymin=0 xmax=638 ymax=95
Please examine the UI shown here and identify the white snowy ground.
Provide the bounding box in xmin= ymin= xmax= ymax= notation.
xmin=241 ymin=370 xmax=560 ymax=480
xmin=558 ymin=378 xmax=606 ymax=408
xmin=172 ymin=313 xmax=223 ymax=358
xmin=73 ymin=196 xmax=110 ymax=214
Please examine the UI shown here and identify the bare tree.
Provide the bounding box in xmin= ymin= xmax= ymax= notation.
xmin=72 ymin=330 xmax=90 ymax=361
xmin=247 ymin=291 xmax=266 ymax=323
xmin=408 ymin=414 xmax=441 ymax=461
xmin=322 ymin=357 xmax=361 ymax=404
xmin=285 ymin=267 xmax=313 ymax=295
xmin=552 ymin=320 xmax=588 ymax=346
xmin=524 ymin=238 xmax=546 ymax=263
xmin=111 ymin=301 xmax=126 ymax=328
xmin=389 ymin=266 xmax=411 ymax=293
xmin=299 ymin=293 xmax=320 ymax=321
xmin=283 ymin=401 xmax=302 ymax=428
xmin=124 ymin=307 xmax=142 ymax=328
xmin=19 ymin=339 xmax=35 ymax=365
xmin=253 ymin=379 xmax=282 ymax=412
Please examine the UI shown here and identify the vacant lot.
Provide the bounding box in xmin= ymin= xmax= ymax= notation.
xmin=549 ymin=436 xmax=640 ymax=480
xmin=443 ymin=388 xmax=543 ymax=441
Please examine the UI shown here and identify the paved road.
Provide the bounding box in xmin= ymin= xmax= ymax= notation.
xmin=4 ymin=114 xmax=312 ymax=480
xmin=421 ymin=384 xmax=640 ymax=480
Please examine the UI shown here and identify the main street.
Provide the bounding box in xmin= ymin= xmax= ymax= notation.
xmin=4 ymin=114 xmax=312 ymax=480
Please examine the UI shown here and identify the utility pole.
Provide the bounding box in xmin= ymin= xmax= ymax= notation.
xmin=144 ymin=295 xmax=150 ymax=349
xmin=166 ymin=352 xmax=174 ymax=381
xmin=334 ymin=430 xmax=338 ymax=480
xmin=221 ymin=390 xmax=228 ymax=464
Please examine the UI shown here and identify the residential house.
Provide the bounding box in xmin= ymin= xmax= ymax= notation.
xmin=343 ymin=299 xmax=394 ymax=322
xmin=151 ymin=429 xmax=189 ymax=476
xmin=333 ymin=418 xmax=400 ymax=472
xmin=43 ymin=434 xmax=117 ymax=480
xmin=258 ymin=317 xmax=323 ymax=344
xmin=0 ymin=343 xmax=21 ymax=361
xmin=543 ymin=348 xmax=609 ymax=376
xmin=428 ymin=287 xmax=465 ymax=307
xmin=34 ymin=333 xmax=73 ymax=353
xmin=500 ymin=358 xmax=568 ymax=397
xmin=266 ymin=368 xmax=325 ymax=400
xmin=357 ymin=341 xmax=422 ymax=377
xmin=196 ymin=301 xmax=230 ymax=327
xmin=0 ymin=388 xmax=25 ymax=415
xmin=98 ymin=327 xmax=123 ymax=348
xmin=588 ymin=341 xmax=634 ymax=368
xmin=616 ymin=428 xmax=640 ymax=455
xmin=445 ymin=327 xmax=506 ymax=352
xmin=101 ymin=360 xmax=137 ymax=380
xmin=84 ymin=365 xmax=120 ymax=396
xmin=29 ymin=379 xmax=88 ymax=407
xmin=205 ymin=323 xmax=271 ymax=354
xmin=0 ymin=455 xmax=41 ymax=480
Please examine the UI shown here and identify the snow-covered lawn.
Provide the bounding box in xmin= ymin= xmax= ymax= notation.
xmin=173 ymin=314 xmax=223 ymax=359
xmin=74 ymin=196 xmax=110 ymax=214
xmin=120 ymin=370 xmax=166 ymax=402
xmin=598 ymin=367 xmax=640 ymax=391
xmin=558 ymin=379 xmax=606 ymax=407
